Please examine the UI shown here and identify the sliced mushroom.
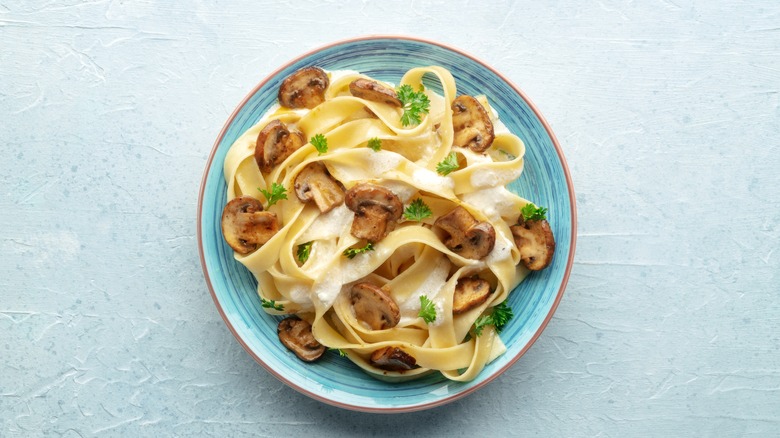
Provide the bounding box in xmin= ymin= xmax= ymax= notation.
xmin=293 ymin=162 xmax=345 ymax=213
xmin=350 ymin=282 xmax=400 ymax=330
xmin=453 ymin=276 xmax=492 ymax=314
xmin=510 ymin=216 xmax=555 ymax=270
xmin=345 ymin=183 xmax=403 ymax=243
xmin=254 ymin=119 xmax=306 ymax=173
xmin=451 ymin=95 xmax=495 ymax=153
xmin=278 ymin=66 xmax=329 ymax=109
xmin=349 ymin=79 xmax=402 ymax=107
xmin=277 ymin=317 xmax=326 ymax=362
xmin=370 ymin=346 xmax=418 ymax=372
xmin=434 ymin=206 xmax=496 ymax=260
xmin=221 ymin=196 xmax=279 ymax=254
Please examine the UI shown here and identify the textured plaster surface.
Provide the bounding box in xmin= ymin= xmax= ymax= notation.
xmin=1 ymin=0 xmax=779 ymax=436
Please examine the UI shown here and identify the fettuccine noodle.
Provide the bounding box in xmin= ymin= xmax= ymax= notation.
xmin=222 ymin=66 xmax=534 ymax=382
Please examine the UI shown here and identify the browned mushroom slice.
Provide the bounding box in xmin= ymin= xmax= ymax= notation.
xmin=510 ymin=216 xmax=555 ymax=270
xmin=277 ymin=317 xmax=326 ymax=362
xmin=434 ymin=206 xmax=496 ymax=260
xmin=348 ymin=78 xmax=402 ymax=107
xmin=221 ymin=196 xmax=280 ymax=254
xmin=451 ymin=95 xmax=495 ymax=153
xmin=278 ymin=66 xmax=329 ymax=109
xmin=254 ymin=119 xmax=305 ymax=173
xmin=453 ymin=276 xmax=492 ymax=314
xmin=293 ymin=162 xmax=345 ymax=213
xmin=350 ymin=282 xmax=400 ymax=330
xmin=370 ymin=346 xmax=418 ymax=372
xmin=344 ymin=183 xmax=403 ymax=243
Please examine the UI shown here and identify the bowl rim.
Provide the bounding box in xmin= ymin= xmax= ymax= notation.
xmin=197 ymin=34 xmax=577 ymax=413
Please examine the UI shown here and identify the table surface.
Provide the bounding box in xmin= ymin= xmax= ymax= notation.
xmin=2 ymin=1 xmax=779 ymax=436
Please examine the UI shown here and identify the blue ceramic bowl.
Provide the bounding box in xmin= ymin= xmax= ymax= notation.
xmin=198 ymin=36 xmax=576 ymax=413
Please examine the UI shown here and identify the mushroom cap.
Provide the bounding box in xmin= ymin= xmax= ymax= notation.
xmin=345 ymin=183 xmax=403 ymax=243
xmin=510 ymin=217 xmax=555 ymax=270
xmin=350 ymin=282 xmax=400 ymax=330
xmin=293 ymin=162 xmax=345 ymax=213
xmin=349 ymin=78 xmax=402 ymax=107
xmin=277 ymin=317 xmax=326 ymax=362
xmin=453 ymin=276 xmax=492 ymax=314
xmin=254 ymin=119 xmax=305 ymax=173
xmin=345 ymin=183 xmax=403 ymax=216
xmin=370 ymin=346 xmax=418 ymax=372
xmin=221 ymin=196 xmax=279 ymax=254
xmin=451 ymin=95 xmax=495 ymax=153
xmin=434 ymin=206 xmax=496 ymax=260
xmin=278 ymin=66 xmax=329 ymax=109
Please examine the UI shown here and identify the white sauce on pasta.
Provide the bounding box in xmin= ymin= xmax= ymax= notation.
xmin=411 ymin=168 xmax=454 ymax=192
xmin=222 ymin=66 xmax=531 ymax=382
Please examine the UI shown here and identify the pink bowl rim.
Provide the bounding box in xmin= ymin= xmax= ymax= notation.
xmin=197 ymin=34 xmax=578 ymax=414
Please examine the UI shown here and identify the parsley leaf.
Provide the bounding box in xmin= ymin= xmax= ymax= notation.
xmin=311 ymin=133 xmax=328 ymax=155
xmin=436 ymin=151 xmax=459 ymax=175
xmin=418 ymin=295 xmax=437 ymax=324
xmin=329 ymin=348 xmax=347 ymax=357
xmin=490 ymin=301 xmax=514 ymax=332
xmin=521 ymin=203 xmax=548 ymax=221
xmin=397 ymin=84 xmax=430 ymax=127
xmin=261 ymin=298 xmax=284 ymax=311
xmin=473 ymin=301 xmax=514 ymax=336
xmin=258 ymin=182 xmax=287 ymax=207
xmin=342 ymin=242 xmax=374 ymax=259
xmin=403 ymin=198 xmax=433 ymax=222
xmin=296 ymin=241 xmax=312 ymax=264
xmin=473 ymin=315 xmax=492 ymax=337
xmin=497 ymin=149 xmax=517 ymax=160
xmin=367 ymin=137 xmax=382 ymax=152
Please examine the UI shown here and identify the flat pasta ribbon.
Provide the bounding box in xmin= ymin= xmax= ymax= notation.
xmin=222 ymin=67 xmax=531 ymax=382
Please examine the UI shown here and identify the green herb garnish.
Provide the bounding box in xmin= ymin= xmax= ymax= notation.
xmin=473 ymin=301 xmax=514 ymax=336
xmin=397 ymin=84 xmax=431 ymax=127
xmin=403 ymin=198 xmax=433 ymax=222
xmin=342 ymin=242 xmax=374 ymax=259
xmin=473 ymin=315 xmax=492 ymax=336
xmin=260 ymin=298 xmax=284 ymax=311
xmin=311 ymin=133 xmax=328 ymax=155
xmin=497 ymin=149 xmax=517 ymax=160
xmin=258 ymin=182 xmax=287 ymax=207
xmin=521 ymin=203 xmax=548 ymax=221
xmin=418 ymin=295 xmax=437 ymax=324
xmin=435 ymin=151 xmax=459 ymax=176
xmin=296 ymin=241 xmax=313 ymax=264
xmin=329 ymin=348 xmax=347 ymax=357
xmin=490 ymin=301 xmax=514 ymax=330
xmin=367 ymin=137 xmax=382 ymax=152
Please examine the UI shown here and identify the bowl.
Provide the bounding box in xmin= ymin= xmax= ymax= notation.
xmin=197 ymin=36 xmax=576 ymax=413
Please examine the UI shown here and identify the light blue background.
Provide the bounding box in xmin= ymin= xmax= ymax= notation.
xmin=2 ymin=1 xmax=778 ymax=436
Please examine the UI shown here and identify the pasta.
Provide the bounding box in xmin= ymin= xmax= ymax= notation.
xmin=220 ymin=66 xmax=554 ymax=382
